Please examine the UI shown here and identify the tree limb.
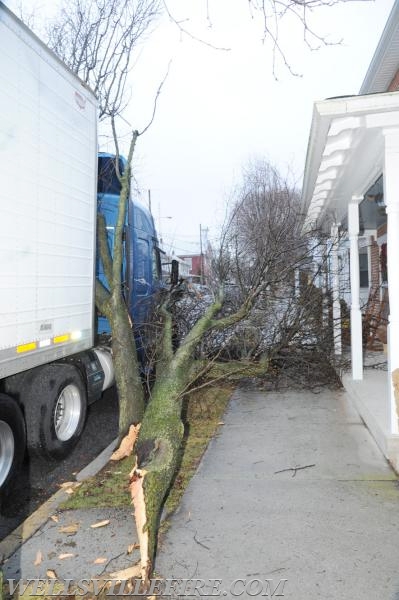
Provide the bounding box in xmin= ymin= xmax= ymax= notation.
xmin=97 ymin=213 xmax=113 ymax=288
xmin=95 ymin=278 xmax=111 ymax=312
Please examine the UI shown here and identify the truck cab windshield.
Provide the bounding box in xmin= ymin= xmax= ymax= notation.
xmin=98 ymin=156 xmax=125 ymax=195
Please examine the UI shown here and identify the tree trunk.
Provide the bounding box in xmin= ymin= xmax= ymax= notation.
xmin=108 ymin=294 xmax=145 ymax=433
xmin=129 ymin=298 xmax=224 ymax=587
xmin=130 ymin=375 xmax=184 ymax=586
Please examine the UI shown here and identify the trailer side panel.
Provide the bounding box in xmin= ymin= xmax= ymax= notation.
xmin=0 ymin=3 xmax=98 ymax=378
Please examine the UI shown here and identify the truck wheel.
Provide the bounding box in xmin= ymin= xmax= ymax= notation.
xmin=0 ymin=394 xmax=26 ymax=491
xmin=21 ymin=364 xmax=87 ymax=460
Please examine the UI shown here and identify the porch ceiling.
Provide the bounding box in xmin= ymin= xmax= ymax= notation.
xmin=301 ymin=91 xmax=399 ymax=231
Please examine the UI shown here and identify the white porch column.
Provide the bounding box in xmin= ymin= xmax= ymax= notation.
xmin=348 ymin=201 xmax=363 ymax=380
xmin=331 ymin=224 xmax=342 ymax=356
xmin=384 ymin=129 xmax=399 ymax=434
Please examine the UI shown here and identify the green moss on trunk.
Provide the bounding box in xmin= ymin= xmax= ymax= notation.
xmin=131 ymin=377 xmax=185 ymax=583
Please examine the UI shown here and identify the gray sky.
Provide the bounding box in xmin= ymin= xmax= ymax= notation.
xmin=5 ymin=0 xmax=396 ymax=254
xmin=126 ymin=0 xmax=396 ymax=255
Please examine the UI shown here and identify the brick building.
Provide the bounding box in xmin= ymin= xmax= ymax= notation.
xmin=177 ymin=254 xmax=208 ymax=284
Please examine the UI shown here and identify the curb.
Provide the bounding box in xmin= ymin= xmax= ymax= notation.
xmin=76 ymin=438 xmax=118 ymax=482
xmin=0 ymin=438 xmax=118 ymax=563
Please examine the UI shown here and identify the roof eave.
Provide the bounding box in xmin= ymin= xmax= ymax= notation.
xmin=359 ymin=0 xmax=399 ymax=94
xmin=302 ymin=91 xmax=399 ymax=232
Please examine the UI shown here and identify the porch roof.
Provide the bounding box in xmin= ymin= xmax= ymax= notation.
xmin=301 ymin=91 xmax=399 ymax=231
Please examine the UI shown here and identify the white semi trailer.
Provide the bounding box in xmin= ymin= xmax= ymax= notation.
xmin=0 ymin=2 xmax=115 ymax=495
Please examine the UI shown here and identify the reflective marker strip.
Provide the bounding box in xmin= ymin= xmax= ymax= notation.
xmin=53 ymin=334 xmax=70 ymax=344
xmin=17 ymin=342 xmax=37 ymax=353
xmin=13 ymin=330 xmax=87 ymax=357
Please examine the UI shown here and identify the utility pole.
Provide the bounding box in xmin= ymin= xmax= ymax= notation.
xmin=199 ymin=224 xmax=204 ymax=285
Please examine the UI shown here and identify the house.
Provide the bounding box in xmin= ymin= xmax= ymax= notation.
xmin=301 ymin=0 xmax=399 ymax=471
xmin=177 ymin=254 xmax=208 ymax=284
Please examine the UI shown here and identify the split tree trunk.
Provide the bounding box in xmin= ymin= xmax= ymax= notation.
xmin=129 ymin=296 xmax=224 ymax=587
xmin=130 ymin=376 xmax=184 ymax=584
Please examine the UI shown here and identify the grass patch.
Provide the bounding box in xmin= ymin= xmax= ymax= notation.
xmin=205 ymin=358 xmax=268 ymax=381
xmin=61 ymin=454 xmax=133 ymax=509
xmin=62 ymin=382 xmax=233 ymax=511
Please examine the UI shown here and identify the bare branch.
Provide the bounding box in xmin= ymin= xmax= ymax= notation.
xmin=163 ymin=0 xmax=231 ymax=52
xmin=138 ymin=60 xmax=172 ymax=136
xmin=45 ymin=0 xmax=162 ymax=120
xmin=247 ymin=0 xmax=353 ymax=75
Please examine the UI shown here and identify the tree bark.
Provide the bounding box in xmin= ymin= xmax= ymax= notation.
xmin=108 ymin=295 xmax=145 ymax=432
xmin=130 ymin=376 xmax=184 ymax=585
xmin=95 ymin=130 xmax=145 ymax=435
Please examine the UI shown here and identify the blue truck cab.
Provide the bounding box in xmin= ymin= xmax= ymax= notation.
xmin=97 ymin=152 xmax=163 ymax=338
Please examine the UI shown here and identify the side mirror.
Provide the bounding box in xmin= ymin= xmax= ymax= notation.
xmin=171 ymin=259 xmax=179 ymax=286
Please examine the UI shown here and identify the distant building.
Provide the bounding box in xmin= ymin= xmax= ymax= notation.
xmin=161 ymin=253 xmax=191 ymax=283
xmin=177 ymin=253 xmax=211 ymax=284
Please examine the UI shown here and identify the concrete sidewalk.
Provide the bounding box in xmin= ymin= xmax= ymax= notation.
xmin=155 ymin=388 xmax=399 ymax=599
xmin=3 ymin=387 xmax=399 ymax=598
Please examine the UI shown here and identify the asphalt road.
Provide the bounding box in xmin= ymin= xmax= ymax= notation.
xmin=0 ymin=387 xmax=119 ymax=541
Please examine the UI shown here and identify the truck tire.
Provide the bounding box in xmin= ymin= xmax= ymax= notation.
xmin=21 ymin=364 xmax=87 ymax=460
xmin=0 ymin=394 xmax=26 ymax=491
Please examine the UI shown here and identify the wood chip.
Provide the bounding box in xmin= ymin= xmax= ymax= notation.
xmin=58 ymin=553 xmax=75 ymax=560
xmin=46 ymin=570 xmax=57 ymax=579
xmin=50 ymin=515 xmax=59 ymax=523
xmin=59 ymin=523 xmax=79 ymax=535
xmin=93 ymin=557 xmax=108 ymax=565
xmin=111 ymin=424 xmax=141 ymax=461
xmin=34 ymin=550 xmax=43 ymax=566
xmin=90 ymin=519 xmax=110 ymax=529
xmin=127 ymin=543 xmax=139 ymax=554
xmin=109 ymin=563 xmax=141 ymax=580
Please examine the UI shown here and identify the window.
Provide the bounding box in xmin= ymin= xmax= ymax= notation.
xmin=380 ymin=243 xmax=387 ymax=283
xmin=359 ymin=248 xmax=369 ymax=288
xmin=137 ymin=239 xmax=149 ymax=279
xmin=98 ymin=156 xmax=125 ymax=195
xmin=135 ymin=238 xmax=150 ymax=296
xmin=152 ymin=247 xmax=161 ymax=282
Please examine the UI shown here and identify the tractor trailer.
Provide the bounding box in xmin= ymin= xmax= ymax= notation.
xmin=0 ymin=2 xmax=162 ymax=494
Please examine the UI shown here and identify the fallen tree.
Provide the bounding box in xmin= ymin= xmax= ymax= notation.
xmin=102 ymin=157 xmax=338 ymax=587
xmin=25 ymin=0 xmax=354 ymax=588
